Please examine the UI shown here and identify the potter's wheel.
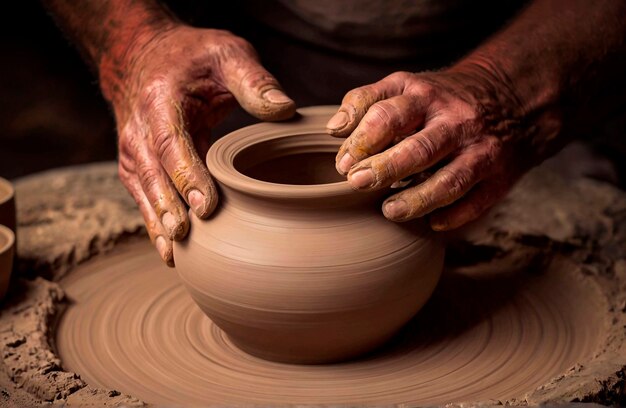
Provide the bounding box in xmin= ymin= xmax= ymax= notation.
xmin=56 ymin=239 xmax=604 ymax=406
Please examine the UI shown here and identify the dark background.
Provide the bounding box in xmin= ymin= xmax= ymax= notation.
xmin=0 ymin=1 xmax=116 ymax=179
xmin=1 ymin=1 xmax=625 ymax=188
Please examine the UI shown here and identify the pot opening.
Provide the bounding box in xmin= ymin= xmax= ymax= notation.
xmin=233 ymin=135 xmax=345 ymax=185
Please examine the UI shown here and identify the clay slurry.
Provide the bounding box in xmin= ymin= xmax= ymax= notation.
xmin=56 ymin=240 xmax=604 ymax=406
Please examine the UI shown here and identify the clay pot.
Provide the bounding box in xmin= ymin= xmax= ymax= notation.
xmin=0 ymin=225 xmax=15 ymax=300
xmin=0 ymin=177 xmax=15 ymax=234
xmin=174 ymin=106 xmax=445 ymax=364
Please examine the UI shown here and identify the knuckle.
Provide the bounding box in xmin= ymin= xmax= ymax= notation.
xmin=411 ymin=80 xmax=438 ymax=101
xmin=403 ymin=136 xmax=436 ymax=167
xmin=366 ymin=101 xmax=398 ymax=129
xmin=152 ymin=126 xmax=176 ymax=161
xmin=230 ymin=35 xmax=254 ymax=51
xmin=120 ymin=130 xmax=146 ymax=157
xmin=117 ymin=164 xmax=134 ymax=190
xmin=240 ymin=68 xmax=277 ymax=92
xmin=139 ymin=77 xmax=170 ymax=111
xmin=387 ymin=71 xmax=412 ymax=83
xmin=437 ymin=168 xmax=472 ymax=197
xmin=219 ymin=34 xmax=257 ymax=57
xmin=137 ymin=162 xmax=163 ymax=192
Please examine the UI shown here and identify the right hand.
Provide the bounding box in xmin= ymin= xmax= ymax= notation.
xmin=103 ymin=26 xmax=296 ymax=266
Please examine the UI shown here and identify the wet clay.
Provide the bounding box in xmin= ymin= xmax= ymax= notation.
xmin=2 ymin=157 xmax=626 ymax=405
xmin=175 ymin=107 xmax=444 ymax=364
xmin=57 ymin=239 xmax=606 ymax=406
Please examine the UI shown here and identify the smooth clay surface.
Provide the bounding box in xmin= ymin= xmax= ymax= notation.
xmin=175 ymin=106 xmax=444 ymax=364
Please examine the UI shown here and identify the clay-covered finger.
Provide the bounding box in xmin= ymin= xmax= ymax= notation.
xmin=220 ymin=45 xmax=296 ymax=121
xmin=326 ymin=71 xmax=411 ymax=138
xmin=147 ymin=100 xmax=219 ymax=220
xmin=335 ymin=94 xmax=428 ymax=175
xmin=136 ymin=151 xmax=189 ymax=241
xmin=429 ymin=180 xmax=505 ymax=231
xmin=381 ymin=145 xmax=493 ymax=222
xmin=346 ymin=121 xmax=461 ymax=191
xmin=119 ymin=126 xmax=189 ymax=241
xmin=118 ymin=163 xmax=174 ymax=266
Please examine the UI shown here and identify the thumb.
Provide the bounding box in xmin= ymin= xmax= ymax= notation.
xmin=221 ymin=55 xmax=296 ymax=121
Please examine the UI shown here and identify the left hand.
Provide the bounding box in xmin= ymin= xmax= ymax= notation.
xmin=326 ymin=69 xmax=563 ymax=230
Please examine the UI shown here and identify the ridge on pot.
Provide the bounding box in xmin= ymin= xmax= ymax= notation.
xmin=174 ymin=106 xmax=445 ymax=364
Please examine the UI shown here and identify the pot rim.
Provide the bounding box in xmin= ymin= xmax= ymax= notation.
xmin=207 ymin=106 xmax=356 ymax=200
xmin=0 ymin=225 xmax=14 ymax=255
xmin=0 ymin=177 xmax=14 ymax=207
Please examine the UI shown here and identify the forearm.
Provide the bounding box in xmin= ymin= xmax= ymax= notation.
xmin=42 ymin=0 xmax=178 ymax=101
xmin=452 ymin=0 xmax=626 ymax=141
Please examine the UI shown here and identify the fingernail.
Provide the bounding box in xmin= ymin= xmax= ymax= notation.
xmin=161 ymin=212 xmax=181 ymax=239
xmin=337 ymin=153 xmax=356 ymax=175
xmin=326 ymin=111 xmax=348 ymax=130
xmin=349 ymin=169 xmax=375 ymax=189
xmin=155 ymin=236 xmax=168 ymax=261
xmin=384 ymin=200 xmax=409 ymax=220
xmin=263 ymin=89 xmax=293 ymax=104
xmin=188 ymin=189 xmax=206 ymax=215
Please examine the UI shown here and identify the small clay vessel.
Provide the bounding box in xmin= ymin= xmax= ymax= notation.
xmin=0 ymin=225 xmax=15 ymax=300
xmin=174 ymin=106 xmax=445 ymax=364
xmin=0 ymin=177 xmax=15 ymax=234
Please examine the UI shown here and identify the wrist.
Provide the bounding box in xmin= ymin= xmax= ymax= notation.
xmin=449 ymin=54 xmax=565 ymax=164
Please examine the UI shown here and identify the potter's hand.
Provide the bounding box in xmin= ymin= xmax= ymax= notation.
xmin=112 ymin=27 xmax=295 ymax=265
xmin=326 ymin=0 xmax=626 ymax=231
xmin=326 ymin=69 xmax=559 ymax=230
xmin=44 ymin=0 xmax=295 ymax=265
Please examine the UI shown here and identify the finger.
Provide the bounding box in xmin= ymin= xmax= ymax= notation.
xmin=220 ymin=45 xmax=296 ymax=121
xmin=381 ymin=143 xmax=496 ymax=222
xmin=326 ymin=71 xmax=412 ymax=138
xmin=429 ymin=180 xmax=507 ymax=231
xmin=118 ymin=163 xmax=174 ymax=267
xmin=147 ymin=97 xmax=219 ymax=220
xmin=335 ymin=94 xmax=429 ymax=175
xmin=346 ymin=120 xmax=461 ymax=191
xmin=119 ymin=124 xmax=189 ymax=241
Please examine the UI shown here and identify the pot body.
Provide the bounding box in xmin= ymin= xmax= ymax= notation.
xmin=174 ymin=106 xmax=444 ymax=364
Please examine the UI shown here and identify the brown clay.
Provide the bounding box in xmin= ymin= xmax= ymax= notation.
xmin=173 ymin=106 xmax=445 ymax=364
xmin=5 ymin=161 xmax=625 ymax=406
xmin=0 ymin=225 xmax=14 ymax=300
xmin=56 ymin=239 xmax=605 ymax=406
xmin=0 ymin=177 xmax=16 ymax=234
